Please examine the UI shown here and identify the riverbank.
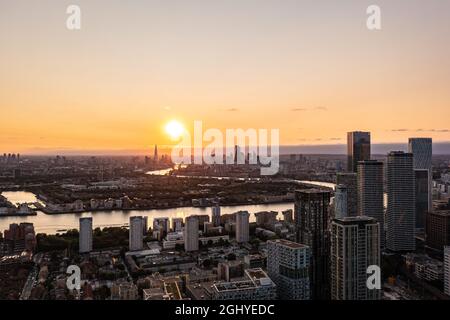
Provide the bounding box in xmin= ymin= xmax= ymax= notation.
xmin=36 ymin=198 xmax=295 ymax=215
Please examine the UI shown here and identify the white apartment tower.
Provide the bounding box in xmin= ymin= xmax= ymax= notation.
xmin=235 ymin=211 xmax=250 ymax=243
xmin=129 ymin=216 xmax=143 ymax=251
xmin=334 ymin=185 xmax=348 ymax=219
xmin=79 ymin=217 xmax=93 ymax=253
xmin=184 ymin=215 xmax=199 ymax=252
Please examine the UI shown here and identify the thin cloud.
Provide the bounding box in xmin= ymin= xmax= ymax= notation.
xmin=391 ymin=129 xmax=409 ymax=132
xmin=314 ymin=106 xmax=328 ymax=111
xmin=291 ymin=108 xmax=307 ymax=112
xmin=225 ymin=108 xmax=239 ymax=112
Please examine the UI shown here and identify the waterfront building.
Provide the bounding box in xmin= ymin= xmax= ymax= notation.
xmin=79 ymin=217 xmax=93 ymax=253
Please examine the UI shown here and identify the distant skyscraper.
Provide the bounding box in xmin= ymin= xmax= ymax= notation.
xmin=79 ymin=217 xmax=93 ymax=253
xmin=143 ymin=216 xmax=148 ymax=235
xmin=235 ymin=211 xmax=250 ymax=243
xmin=336 ymin=172 xmax=358 ymax=217
xmin=330 ymin=217 xmax=381 ymax=300
xmin=294 ymin=189 xmax=331 ymax=300
xmin=154 ymin=145 xmax=158 ymax=162
xmin=409 ymin=138 xmax=432 ymax=228
xmin=184 ymin=215 xmax=199 ymax=252
xmin=153 ymin=217 xmax=170 ymax=235
xmin=212 ymin=205 xmax=221 ymax=227
xmin=408 ymin=138 xmax=432 ymax=171
xmin=334 ymin=185 xmax=348 ymax=219
xmin=267 ymin=239 xmax=310 ymax=300
xmin=358 ymin=160 xmax=385 ymax=247
xmin=172 ymin=217 xmax=184 ymax=232
xmin=445 ymin=246 xmax=450 ymax=296
xmin=129 ymin=216 xmax=143 ymax=251
xmin=386 ymin=152 xmax=416 ymax=252
xmin=347 ymin=131 xmax=371 ymax=173
xmin=282 ymin=209 xmax=293 ymax=223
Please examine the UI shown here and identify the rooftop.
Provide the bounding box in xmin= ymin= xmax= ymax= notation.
xmin=268 ymin=239 xmax=308 ymax=249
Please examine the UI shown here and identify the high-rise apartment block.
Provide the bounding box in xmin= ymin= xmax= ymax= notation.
xmin=294 ymin=189 xmax=331 ymax=300
xmin=334 ymin=185 xmax=348 ymax=219
xmin=426 ymin=210 xmax=450 ymax=251
xmin=267 ymin=239 xmax=310 ymax=300
xmin=336 ymin=173 xmax=358 ymax=217
xmin=79 ymin=217 xmax=93 ymax=253
xmin=235 ymin=211 xmax=250 ymax=243
xmin=408 ymin=138 xmax=432 ymax=229
xmin=357 ymin=160 xmax=385 ymax=247
xmin=129 ymin=216 xmax=143 ymax=251
xmin=184 ymin=215 xmax=199 ymax=252
xmin=386 ymin=152 xmax=416 ymax=252
xmin=212 ymin=205 xmax=221 ymax=227
xmin=330 ymin=217 xmax=381 ymax=300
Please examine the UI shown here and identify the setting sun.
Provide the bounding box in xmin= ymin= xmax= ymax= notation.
xmin=165 ymin=120 xmax=185 ymax=140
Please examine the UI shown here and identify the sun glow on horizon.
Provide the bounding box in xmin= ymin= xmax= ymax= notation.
xmin=165 ymin=120 xmax=186 ymax=141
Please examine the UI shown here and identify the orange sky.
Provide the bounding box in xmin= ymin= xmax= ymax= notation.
xmin=1 ymin=0 xmax=450 ymax=154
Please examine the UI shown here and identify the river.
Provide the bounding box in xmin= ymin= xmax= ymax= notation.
xmin=0 ymin=173 xmax=337 ymax=234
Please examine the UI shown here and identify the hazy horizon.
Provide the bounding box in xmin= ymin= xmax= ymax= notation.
xmin=10 ymin=142 xmax=450 ymax=156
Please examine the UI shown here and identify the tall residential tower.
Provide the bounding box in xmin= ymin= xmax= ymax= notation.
xmin=386 ymin=152 xmax=416 ymax=252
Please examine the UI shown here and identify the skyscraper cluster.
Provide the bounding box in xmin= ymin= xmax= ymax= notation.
xmin=290 ymin=132 xmax=433 ymax=300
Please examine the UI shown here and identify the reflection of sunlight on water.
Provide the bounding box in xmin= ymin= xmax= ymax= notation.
xmin=1 ymin=191 xmax=40 ymax=204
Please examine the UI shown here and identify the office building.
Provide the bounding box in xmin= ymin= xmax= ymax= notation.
xmin=184 ymin=215 xmax=199 ymax=252
xmin=426 ymin=210 xmax=450 ymax=251
xmin=409 ymin=138 xmax=432 ymax=228
xmin=79 ymin=217 xmax=93 ymax=253
xmin=294 ymin=189 xmax=331 ymax=300
xmin=267 ymin=239 xmax=310 ymax=300
xmin=336 ymin=173 xmax=358 ymax=217
xmin=386 ymin=152 xmax=416 ymax=252
xmin=331 ymin=217 xmax=381 ymax=300
xmin=334 ymin=185 xmax=348 ymax=219
xmin=357 ymin=160 xmax=385 ymax=247
xmin=347 ymin=131 xmax=371 ymax=173
xmin=235 ymin=211 xmax=250 ymax=243
xmin=129 ymin=216 xmax=143 ymax=251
